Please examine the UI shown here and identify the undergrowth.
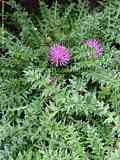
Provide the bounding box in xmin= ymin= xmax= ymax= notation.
xmin=0 ymin=0 xmax=120 ymax=159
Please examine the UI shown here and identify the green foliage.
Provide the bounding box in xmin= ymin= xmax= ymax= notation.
xmin=0 ymin=0 xmax=120 ymax=159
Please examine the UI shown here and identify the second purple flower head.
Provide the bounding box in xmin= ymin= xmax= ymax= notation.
xmin=82 ymin=39 xmax=103 ymax=57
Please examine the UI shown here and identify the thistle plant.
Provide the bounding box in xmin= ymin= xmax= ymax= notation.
xmin=0 ymin=0 xmax=120 ymax=160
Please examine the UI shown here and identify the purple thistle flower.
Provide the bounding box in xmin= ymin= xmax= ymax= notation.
xmin=83 ymin=39 xmax=103 ymax=57
xmin=48 ymin=44 xmax=71 ymax=67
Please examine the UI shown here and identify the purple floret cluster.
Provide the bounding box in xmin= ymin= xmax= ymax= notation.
xmin=48 ymin=44 xmax=71 ymax=67
xmin=83 ymin=39 xmax=103 ymax=57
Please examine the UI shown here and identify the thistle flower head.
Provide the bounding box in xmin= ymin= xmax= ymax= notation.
xmin=83 ymin=39 xmax=103 ymax=57
xmin=48 ymin=44 xmax=71 ymax=67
